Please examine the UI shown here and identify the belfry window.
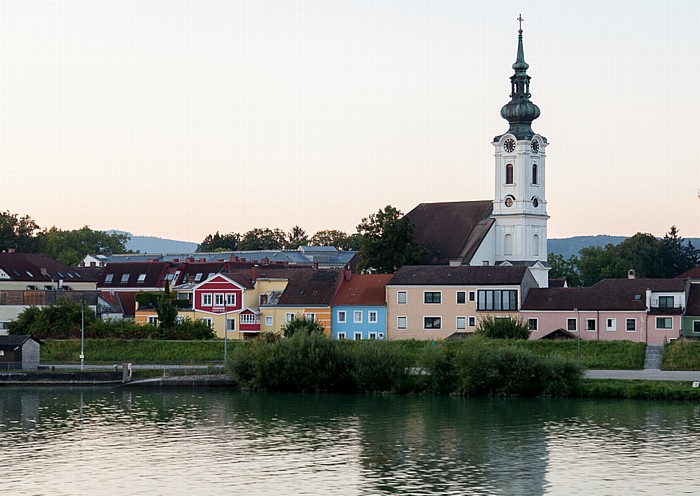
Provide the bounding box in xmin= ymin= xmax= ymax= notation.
xmin=504 ymin=234 xmax=513 ymax=256
xmin=505 ymin=164 xmax=514 ymax=184
xmin=532 ymin=164 xmax=538 ymax=184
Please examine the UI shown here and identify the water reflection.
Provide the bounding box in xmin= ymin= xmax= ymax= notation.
xmin=0 ymin=388 xmax=699 ymax=495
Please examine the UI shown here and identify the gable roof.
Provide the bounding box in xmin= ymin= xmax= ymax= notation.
xmin=0 ymin=253 xmax=85 ymax=282
xmin=522 ymin=278 xmax=688 ymax=311
xmin=0 ymin=335 xmax=41 ymax=349
xmin=388 ymin=265 xmax=530 ymax=286
xmin=276 ymin=268 xmax=343 ymax=306
xmin=677 ymin=265 xmax=700 ymax=280
xmin=333 ymin=274 xmax=391 ymax=306
xmin=407 ymin=200 xmax=494 ymax=264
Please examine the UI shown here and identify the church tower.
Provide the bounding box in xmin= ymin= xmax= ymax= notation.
xmin=492 ymin=18 xmax=549 ymax=286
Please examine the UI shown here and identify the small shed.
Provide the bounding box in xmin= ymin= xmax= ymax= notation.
xmin=0 ymin=335 xmax=41 ymax=370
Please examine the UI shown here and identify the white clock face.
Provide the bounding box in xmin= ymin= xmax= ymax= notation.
xmin=504 ymin=138 xmax=516 ymax=153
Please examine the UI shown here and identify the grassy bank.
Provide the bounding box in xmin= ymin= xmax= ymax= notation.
xmin=662 ymin=340 xmax=700 ymax=371
xmin=578 ymin=379 xmax=700 ymax=400
xmin=41 ymin=339 xmax=236 ymax=363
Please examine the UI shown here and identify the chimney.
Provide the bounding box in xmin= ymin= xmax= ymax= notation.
xmin=8 ymin=248 xmax=15 ymax=254
xmin=312 ymin=262 xmax=319 ymax=270
xmin=344 ymin=267 xmax=352 ymax=281
xmin=40 ymin=268 xmax=48 ymax=276
xmin=628 ymin=269 xmax=636 ymax=279
xmin=251 ymin=265 xmax=259 ymax=283
xmin=230 ymin=255 xmax=239 ymax=262
xmin=173 ymin=258 xmax=179 ymax=263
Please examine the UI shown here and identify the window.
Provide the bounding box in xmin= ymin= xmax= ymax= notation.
xmin=337 ymin=311 xmax=346 ymax=323
xmin=214 ymin=293 xmax=225 ymax=306
xmin=504 ymin=234 xmax=513 ymax=256
xmin=265 ymin=316 xmax=273 ymax=326
xmin=606 ymin=318 xmax=616 ymax=331
xmin=369 ymin=332 xmax=377 ymax=340
xmin=693 ymin=321 xmax=700 ymax=333
xmin=285 ymin=313 xmax=295 ymax=323
xmin=468 ymin=291 xmax=476 ymax=302
xmin=626 ymin=318 xmax=636 ymax=332
xmin=528 ymin=318 xmax=538 ymax=331
xmin=656 ymin=317 xmax=672 ymax=329
xmin=397 ymin=316 xmax=407 ymax=329
xmin=397 ymin=291 xmax=407 ymax=304
xmin=532 ymin=234 xmax=539 ymax=257
xmin=456 ymin=317 xmax=467 ymax=330
xmin=567 ymin=318 xmax=577 ymax=332
xmin=424 ymin=317 xmax=441 ymax=329
xmin=201 ymin=318 xmax=212 ymax=328
xmin=586 ymin=319 xmax=596 ymax=332
xmin=105 ymin=273 xmax=114 ymax=283
xmin=424 ymin=292 xmax=441 ymax=304
xmin=194 ymin=273 xmax=203 ymax=282
xmin=354 ymin=332 xmax=362 ymax=341
xmin=259 ymin=294 xmax=268 ymax=305
xmin=477 ymin=290 xmax=518 ymax=311
xmin=121 ymin=274 xmax=130 ymax=283
xmin=532 ymin=163 xmax=538 ymax=184
xmin=137 ymin=273 xmax=146 ymax=283
xmin=305 ymin=313 xmax=316 ymax=322
xmin=468 ymin=316 xmax=476 ymax=327
xmin=226 ymin=319 xmax=236 ymax=331
xmin=505 ymin=163 xmax=514 ymax=184
xmin=147 ymin=316 xmax=158 ymax=325
xmin=226 ymin=293 xmax=236 ymax=306
xmin=658 ymin=296 xmax=674 ymax=308
xmin=456 ymin=291 xmax=466 ymax=304
xmin=368 ymin=311 xmax=378 ymax=323
xmin=337 ymin=332 xmax=346 ymax=340
xmin=201 ymin=293 xmax=212 ymax=306
xmin=241 ymin=314 xmax=258 ymax=325
xmin=354 ymin=310 xmax=362 ymax=323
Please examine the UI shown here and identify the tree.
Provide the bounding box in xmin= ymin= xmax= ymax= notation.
xmin=547 ymin=253 xmax=582 ymax=287
xmin=475 ymin=316 xmax=530 ymax=340
xmin=238 ymin=228 xmax=288 ymax=251
xmin=660 ymin=226 xmax=699 ymax=277
xmin=8 ymin=298 xmax=97 ymax=339
xmin=355 ymin=205 xmax=426 ymax=273
xmin=36 ymin=226 xmax=131 ymax=266
xmin=197 ymin=231 xmax=240 ymax=252
xmin=156 ymin=284 xmax=178 ymax=331
xmin=281 ymin=316 xmax=325 ymax=337
xmin=0 ymin=211 xmax=40 ymax=252
xmin=286 ymin=225 xmax=309 ymax=249
xmin=310 ymin=230 xmax=361 ymax=251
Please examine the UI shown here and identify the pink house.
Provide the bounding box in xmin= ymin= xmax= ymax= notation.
xmin=522 ymin=278 xmax=689 ymax=345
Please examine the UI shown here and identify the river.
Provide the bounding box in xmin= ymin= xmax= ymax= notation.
xmin=0 ymin=387 xmax=699 ymax=495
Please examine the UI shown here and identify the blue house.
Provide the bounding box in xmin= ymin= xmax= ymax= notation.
xmin=331 ymin=274 xmax=390 ymax=340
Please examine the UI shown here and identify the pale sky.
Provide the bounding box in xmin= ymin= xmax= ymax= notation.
xmin=1 ymin=1 xmax=698 ymax=243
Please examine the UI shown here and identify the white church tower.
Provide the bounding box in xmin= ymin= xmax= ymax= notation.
xmin=492 ymin=18 xmax=550 ymax=287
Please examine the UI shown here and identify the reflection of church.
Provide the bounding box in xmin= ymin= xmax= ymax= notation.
xmin=407 ymin=20 xmax=550 ymax=288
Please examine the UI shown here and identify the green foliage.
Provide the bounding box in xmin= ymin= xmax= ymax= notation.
xmin=356 ymin=205 xmax=426 ymax=273
xmin=286 ymin=225 xmax=309 ymax=249
xmin=660 ymin=226 xmax=699 ymax=277
xmin=36 ymin=226 xmax=132 ymax=266
xmin=349 ymin=340 xmax=413 ymax=393
xmin=196 ymin=231 xmax=240 ymax=252
xmin=310 ymin=230 xmax=361 ymax=251
xmin=238 ymin=227 xmax=288 ymax=251
xmin=578 ymin=379 xmax=700 ymax=400
xmin=41 ymin=339 xmax=228 ymax=363
xmin=281 ymin=316 xmax=325 ymax=337
xmin=0 ymin=211 xmax=40 ymax=252
xmin=547 ymin=252 xmax=582 ymax=287
xmin=475 ymin=316 xmax=530 ymax=340
xmin=661 ymin=339 xmax=700 ymax=370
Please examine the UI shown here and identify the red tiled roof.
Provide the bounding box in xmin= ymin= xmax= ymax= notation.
xmin=677 ymin=265 xmax=700 ymax=279
xmin=0 ymin=253 xmax=84 ymax=282
xmin=332 ymin=274 xmax=391 ymax=306
xmin=99 ymin=262 xmax=170 ymax=288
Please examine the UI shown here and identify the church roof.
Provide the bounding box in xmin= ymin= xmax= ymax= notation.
xmin=407 ymin=200 xmax=494 ymax=265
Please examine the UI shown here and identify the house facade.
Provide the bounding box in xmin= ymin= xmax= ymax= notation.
xmin=331 ymin=274 xmax=390 ymax=340
xmin=522 ymin=277 xmax=688 ymax=344
xmin=386 ymin=265 xmax=538 ymax=340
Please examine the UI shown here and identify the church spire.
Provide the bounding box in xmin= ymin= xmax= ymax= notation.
xmin=499 ymin=15 xmax=540 ymax=140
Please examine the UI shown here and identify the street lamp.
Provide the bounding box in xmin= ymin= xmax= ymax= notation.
xmin=80 ymin=291 xmax=85 ymax=371
xmin=575 ymin=307 xmax=580 ymax=365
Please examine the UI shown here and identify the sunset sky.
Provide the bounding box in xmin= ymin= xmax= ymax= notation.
xmin=1 ymin=1 xmax=698 ymax=243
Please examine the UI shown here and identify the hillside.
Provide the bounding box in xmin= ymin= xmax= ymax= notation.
xmin=548 ymin=235 xmax=700 ymax=259
xmin=108 ymin=231 xmax=198 ymax=254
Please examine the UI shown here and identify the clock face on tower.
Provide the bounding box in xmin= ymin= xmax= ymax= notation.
xmin=503 ymin=138 xmax=516 ymax=153
xmin=531 ymin=139 xmax=539 ymax=153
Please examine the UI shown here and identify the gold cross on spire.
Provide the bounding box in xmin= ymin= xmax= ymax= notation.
xmin=517 ymin=14 xmax=524 ymax=34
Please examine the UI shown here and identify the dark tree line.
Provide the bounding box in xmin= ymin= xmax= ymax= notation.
xmin=549 ymin=226 xmax=699 ymax=286
xmin=197 ymin=225 xmax=363 ymax=252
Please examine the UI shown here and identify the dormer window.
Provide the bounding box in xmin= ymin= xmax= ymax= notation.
xmin=658 ymin=296 xmax=674 ymax=308
xmin=137 ymin=273 xmax=147 ymax=283
xmin=194 ymin=273 xmax=203 ymax=282
xmin=121 ymin=274 xmax=130 ymax=283
xmin=105 ymin=274 xmax=114 ymax=283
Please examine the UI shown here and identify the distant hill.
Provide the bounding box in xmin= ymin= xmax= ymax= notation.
xmin=108 ymin=231 xmax=198 ymax=254
xmin=549 ymin=235 xmax=700 ymax=259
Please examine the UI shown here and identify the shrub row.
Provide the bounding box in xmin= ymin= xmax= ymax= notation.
xmin=229 ymin=333 xmax=583 ymax=396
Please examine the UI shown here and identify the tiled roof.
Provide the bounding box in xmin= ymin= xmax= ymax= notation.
xmin=332 ymin=274 xmax=391 ymax=306
xmin=677 ymin=265 xmax=700 ymax=279
xmin=98 ymin=262 xmax=170 ymax=288
xmin=522 ymin=278 xmax=688 ymax=311
xmin=0 ymin=335 xmax=41 ymax=349
xmin=0 ymin=253 xmax=85 ymax=282
xmin=407 ymin=200 xmax=494 ymax=264
xmin=548 ymin=278 xmax=567 ymax=288
xmin=277 ymin=269 xmax=343 ymax=306
xmin=388 ymin=265 xmax=529 ymax=286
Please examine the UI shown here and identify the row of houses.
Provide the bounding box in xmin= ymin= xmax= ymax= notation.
xmin=0 ymin=251 xmax=699 ymax=344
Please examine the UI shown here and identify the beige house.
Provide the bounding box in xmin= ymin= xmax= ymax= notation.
xmin=386 ymin=265 xmax=538 ymax=340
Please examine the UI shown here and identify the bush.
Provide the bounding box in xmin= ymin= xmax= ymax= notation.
xmin=351 ymin=340 xmax=412 ymax=393
xmin=281 ymin=316 xmax=326 ymax=337
xmin=475 ymin=316 xmax=530 ymax=340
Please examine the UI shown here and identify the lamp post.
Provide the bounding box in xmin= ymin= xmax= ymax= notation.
xmin=575 ymin=307 xmax=580 ymax=365
xmin=80 ymin=291 xmax=85 ymax=371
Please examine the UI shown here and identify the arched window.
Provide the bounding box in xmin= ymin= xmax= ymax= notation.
xmin=532 ymin=163 xmax=538 ymax=185
xmin=504 ymin=234 xmax=513 ymax=256
xmin=505 ymin=164 xmax=514 ymax=184
xmin=532 ymin=234 xmax=539 ymax=257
